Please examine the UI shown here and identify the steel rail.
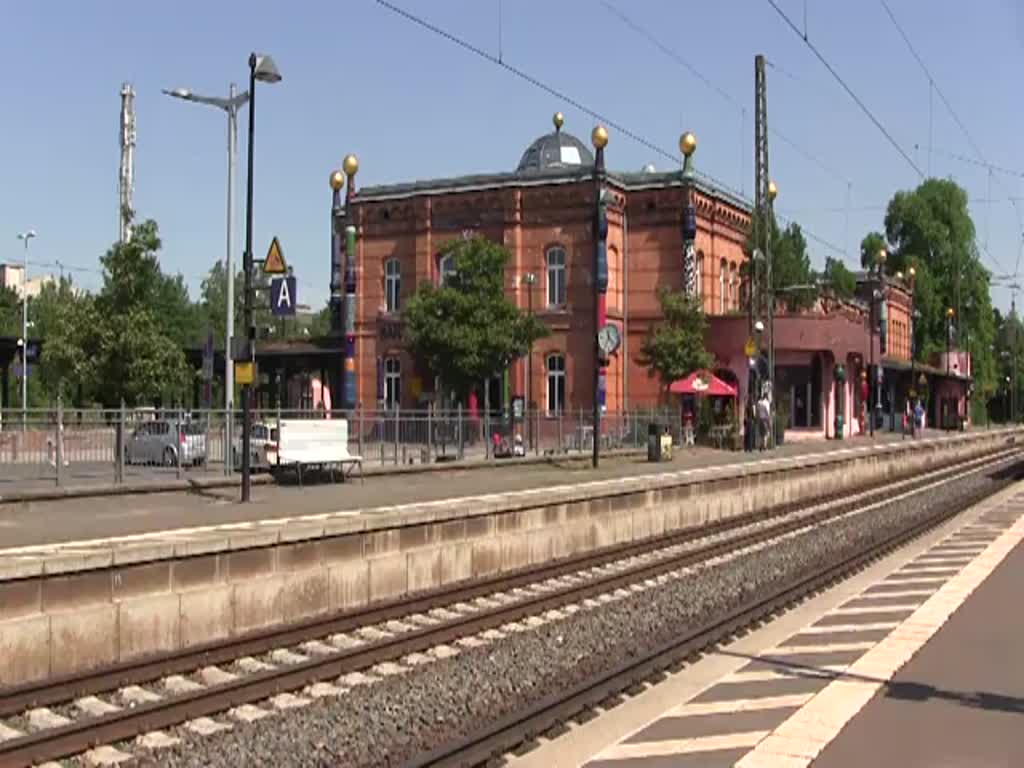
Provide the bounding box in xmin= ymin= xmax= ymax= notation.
xmin=407 ymin=458 xmax=1024 ymax=768
xmin=3 ymin=443 xmax=1004 ymax=717
xmin=0 ymin=450 xmax=1017 ymax=768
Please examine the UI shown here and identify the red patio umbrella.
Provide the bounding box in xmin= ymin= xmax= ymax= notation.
xmin=669 ymin=370 xmax=738 ymax=397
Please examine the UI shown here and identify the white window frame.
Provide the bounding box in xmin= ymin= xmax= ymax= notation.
xmin=439 ymin=254 xmax=456 ymax=285
xmin=384 ymin=357 xmax=401 ymax=410
xmin=384 ymin=258 xmax=401 ymax=313
xmin=546 ymin=246 xmax=567 ymax=308
xmin=546 ymin=353 xmax=566 ymax=416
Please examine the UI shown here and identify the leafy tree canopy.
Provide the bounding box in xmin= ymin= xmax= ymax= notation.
xmin=745 ymin=212 xmax=816 ymax=313
xmin=865 ymin=178 xmax=995 ymax=396
xmin=822 ymin=256 xmax=856 ymax=300
xmin=404 ymin=236 xmax=548 ymax=401
xmin=639 ymin=288 xmax=713 ymax=390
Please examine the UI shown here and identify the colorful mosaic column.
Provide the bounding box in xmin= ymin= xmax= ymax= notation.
xmin=342 ymin=153 xmax=359 ymax=411
xmin=680 ymin=132 xmax=698 ymax=298
xmin=592 ymin=126 xmax=609 ymax=418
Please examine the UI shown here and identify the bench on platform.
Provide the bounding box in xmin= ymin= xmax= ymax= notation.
xmin=273 ymin=418 xmax=364 ymax=485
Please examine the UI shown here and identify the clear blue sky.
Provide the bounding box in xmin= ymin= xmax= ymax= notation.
xmin=3 ymin=1 xmax=1023 ymax=312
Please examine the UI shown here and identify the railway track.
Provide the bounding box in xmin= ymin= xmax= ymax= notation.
xmin=0 ymin=447 xmax=1017 ymax=768
xmin=407 ymin=454 xmax=1024 ymax=768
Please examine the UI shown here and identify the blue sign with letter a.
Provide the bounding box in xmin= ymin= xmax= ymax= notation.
xmin=271 ymin=276 xmax=297 ymax=317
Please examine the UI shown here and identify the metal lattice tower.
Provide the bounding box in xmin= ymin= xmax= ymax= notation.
xmin=753 ymin=55 xmax=770 ymax=320
xmin=119 ymin=82 xmax=136 ymax=243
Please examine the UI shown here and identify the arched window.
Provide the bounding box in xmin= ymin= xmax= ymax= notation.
xmin=719 ymin=259 xmax=727 ymax=313
xmin=546 ymin=246 xmax=567 ymax=307
xmin=546 ymin=353 xmax=566 ymax=415
xmin=729 ymin=263 xmax=738 ymax=310
xmin=384 ymin=357 xmax=401 ymax=410
xmin=438 ymin=253 xmax=456 ymax=285
xmin=384 ymin=258 xmax=401 ymax=313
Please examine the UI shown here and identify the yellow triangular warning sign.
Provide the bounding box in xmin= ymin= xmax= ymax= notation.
xmin=264 ymin=237 xmax=287 ymax=274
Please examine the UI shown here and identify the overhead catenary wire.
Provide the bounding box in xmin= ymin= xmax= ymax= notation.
xmin=878 ymin=0 xmax=1016 ymax=276
xmin=765 ymin=0 xmax=924 ymax=179
xmin=599 ymin=1 xmax=851 ymax=188
xmin=377 ymin=0 xmax=847 ymax=260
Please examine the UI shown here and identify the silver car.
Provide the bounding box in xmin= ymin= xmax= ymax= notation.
xmin=232 ymin=423 xmax=276 ymax=469
xmin=125 ymin=420 xmax=207 ymax=467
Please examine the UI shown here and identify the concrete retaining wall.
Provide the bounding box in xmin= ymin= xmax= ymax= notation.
xmin=0 ymin=429 xmax=1018 ymax=686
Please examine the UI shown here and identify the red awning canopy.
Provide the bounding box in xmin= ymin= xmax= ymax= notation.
xmin=669 ymin=370 xmax=738 ymax=397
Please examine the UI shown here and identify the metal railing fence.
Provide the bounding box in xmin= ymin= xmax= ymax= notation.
xmin=0 ymin=404 xmax=681 ymax=488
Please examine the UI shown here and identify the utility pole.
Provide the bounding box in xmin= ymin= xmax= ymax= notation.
xmin=753 ymin=54 xmax=776 ymax=447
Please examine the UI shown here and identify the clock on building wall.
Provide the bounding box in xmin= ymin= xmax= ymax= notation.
xmin=597 ymin=323 xmax=621 ymax=356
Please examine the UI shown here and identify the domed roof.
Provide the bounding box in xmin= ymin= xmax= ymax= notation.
xmin=516 ymin=130 xmax=594 ymax=173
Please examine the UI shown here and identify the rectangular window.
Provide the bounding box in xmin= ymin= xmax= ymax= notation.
xmin=385 ymin=259 xmax=401 ymax=313
xmin=546 ymin=354 xmax=566 ymax=415
xmin=384 ymin=357 xmax=401 ymax=410
xmin=546 ymin=247 xmax=567 ymax=307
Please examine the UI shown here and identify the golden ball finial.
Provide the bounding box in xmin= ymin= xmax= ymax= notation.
xmin=877 ymin=248 xmax=887 ymax=265
xmin=329 ymin=170 xmax=345 ymax=191
xmin=908 ymin=265 xmax=916 ymax=278
xmin=553 ymin=112 xmax=565 ymax=131
xmin=767 ymin=180 xmax=778 ymax=201
xmin=591 ymin=125 xmax=608 ymax=150
xmin=679 ymin=131 xmax=697 ymax=157
xmin=343 ymin=154 xmax=359 ymax=177
xmin=946 ymin=307 xmax=955 ymax=318
xmin=896 ymin=270 xmax=904 ymax=281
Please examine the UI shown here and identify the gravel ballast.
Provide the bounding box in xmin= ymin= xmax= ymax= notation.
xmin=134 ymin=463 xmax=1015 ymax=768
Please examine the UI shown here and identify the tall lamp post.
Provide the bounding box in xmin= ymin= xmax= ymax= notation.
xmin=241 ymin=53 xmax=282 ymax=503
xmin=591 ymin=124 xmax=609 ymax=470
xmin=945 ymin=306 xmax=955 ymax=430
xmin=766 ymin=180 xmax=777 ymax=448
xmin=908 ymin=265 xmax=917 ymax=422
xmin=163 ymin=84 xmax=250 ymax=473
xmin=869 ymin=248 xmax=887 ymax=437
xmin=523 ymin=272 xmax=536 ymax=451
xmin=15 ymin=230 xmax=36 ymax=427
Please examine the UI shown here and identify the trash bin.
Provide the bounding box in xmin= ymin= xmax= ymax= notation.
xmin=660 ymin=429 xmax=673 ymax=461
xmin=647 ymin=422 xmax=661 ymax=462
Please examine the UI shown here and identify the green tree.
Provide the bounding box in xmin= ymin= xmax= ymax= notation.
xmin=745 ymin=213 xmax=816 ymax=313
xmin=38 ymin=292 xmax=100 ymax=405
xmin=43 ymin=220 xmax=193 ymax=407
xmin=639 ymin=288 xmax=713 ymax=392
xmin=772 ymin=222 xmax=816 ymax=311
xmin=404 ymin=236 xmax=548 ymax=402
xmin=874 ymin=179 xmax=996 ymax=400
xmin=0 ymin=286 xmax=19 ymax=337
xmin=860 ymin=231 xmax=888 ymax=269
xmin=822 ymin=257 xmax=856 ymax=299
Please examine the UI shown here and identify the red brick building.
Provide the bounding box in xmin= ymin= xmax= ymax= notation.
xmin=340 ymin=121 xmax=750 ymax=414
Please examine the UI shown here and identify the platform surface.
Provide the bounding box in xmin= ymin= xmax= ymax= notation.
xmin=0 ymin=432 xmax=918 ymax=550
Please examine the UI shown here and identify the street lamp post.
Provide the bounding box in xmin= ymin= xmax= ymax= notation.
xmin=163 ymin=83 xmax=250 ymax=474
xmin=908 ymin=265 xmax=917 ymax=435
xmin=766 ymin=180 xmax=777 ymax=448
xmin=523 ymin=272 xmax=536 ymax=451
xmin=945 ymin=306 xmax=955 ymax=430
xmin=16 ymin=230 xmax=36 ymax=428
xmin=241 ymin=53 xmax=282 ymax=503
xmin=869 ymin=248 xmax=887 ymax=437
xmin=591 ymin=124 xmax=609 ymax=470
